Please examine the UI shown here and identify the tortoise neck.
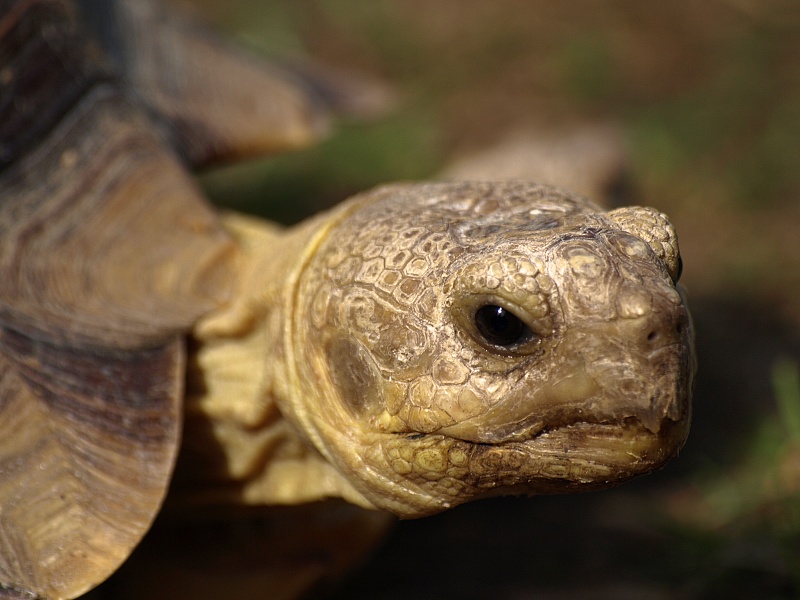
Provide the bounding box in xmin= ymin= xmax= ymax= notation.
xmin=175 ymin=210 xmax=370 ymax=509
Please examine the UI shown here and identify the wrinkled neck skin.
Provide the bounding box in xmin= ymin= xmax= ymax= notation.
xmin=187 ymin=181 xmax=694 ymax=519
xmin=180 ymin=203 xmax=375 ymax=510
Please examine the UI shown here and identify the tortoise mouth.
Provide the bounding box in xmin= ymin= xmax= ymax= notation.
xmin=409 ymin=412 xmax=687 ymax=454
xmin=479 ymin=407 xmax=691 ymax=492
xmin=368 ymin=414 xmax=690 ymax=518
xmin=431 ymin=353 xmax=690 ymax=445
xmin=513 ymin=414 xmax=689 ymax=461
xmin=430 ymin=389 xmax=685 ymax=446
xmin=395 ymin=408 xmax=691 ymax=473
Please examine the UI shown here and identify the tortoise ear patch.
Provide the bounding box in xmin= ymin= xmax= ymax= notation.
xmin=325 ymin=336 xmax=380 ymax=418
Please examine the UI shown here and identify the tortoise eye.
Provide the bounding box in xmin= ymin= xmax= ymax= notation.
xmin=474 ymin=305 xmax=535 ymax=349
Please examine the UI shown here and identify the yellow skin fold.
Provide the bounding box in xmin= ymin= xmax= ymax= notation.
xmin=184 ymin=180 xmax=694 ymax=519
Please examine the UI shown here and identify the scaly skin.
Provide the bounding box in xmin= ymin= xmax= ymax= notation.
xmin=186 ymin=180 xmax=694 ymax=519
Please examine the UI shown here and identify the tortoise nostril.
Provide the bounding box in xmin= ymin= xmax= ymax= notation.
xmin=646 ymin=330 xmax=659 ymax=344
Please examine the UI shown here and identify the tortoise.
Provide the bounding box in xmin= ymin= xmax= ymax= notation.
xmin=0 ymin=1 xmax=695 ymax=598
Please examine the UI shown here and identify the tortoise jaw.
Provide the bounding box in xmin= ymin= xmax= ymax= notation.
xmin=358 ymin=339 xmax=693 ymax=517
xmin=451 ymin=413 xmax=671 ymax=446
xmin=362 ymin=414 xmax=690 ymax=518
xmin=433 ymin=410 xmax=689 ymax=468
xmin=507 ymin=414 xmax=692 ymax=492
xmin=515 ymin=414 xmax=690 ymax=467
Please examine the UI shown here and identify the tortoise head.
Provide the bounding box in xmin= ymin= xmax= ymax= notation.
xmin=282 ymin=181 xmax=694 ymax=518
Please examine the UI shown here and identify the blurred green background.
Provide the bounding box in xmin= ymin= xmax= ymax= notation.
xmin=192 ymin=1 xmax=800 ymax=597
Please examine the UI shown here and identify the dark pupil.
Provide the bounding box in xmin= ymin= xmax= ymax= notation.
xmin=474 ymin=305 xmax=526 ymax=347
